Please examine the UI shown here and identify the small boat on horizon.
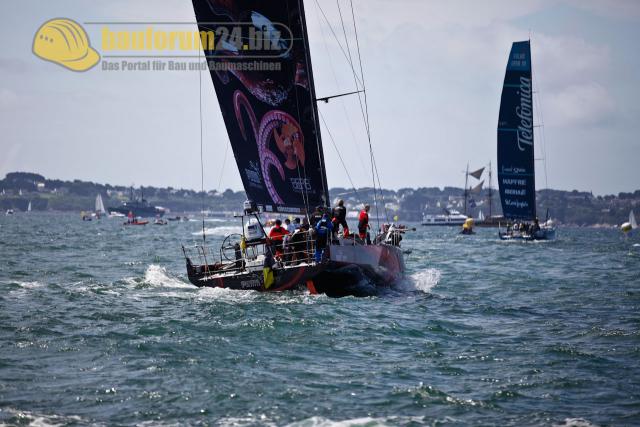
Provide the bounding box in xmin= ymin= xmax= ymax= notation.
xmin=108 ymin=187 xmax=165 ymax=218
xmin=422 ymin=209 xmax=468 ymax=226
xmin=123 ymin=211 xmax=148 ymax=226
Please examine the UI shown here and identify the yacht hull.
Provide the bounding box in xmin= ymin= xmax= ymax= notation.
xmin=185 ymin=244 xmax=405 ymax=297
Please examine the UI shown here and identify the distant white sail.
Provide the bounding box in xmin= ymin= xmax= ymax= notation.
xmin=631 ymin=210 xmax=637 ymax=230
xmin=95 ymin=194 xmax=106 ymax=214
xmin=27 ymin=201 xmax=31 ymax=212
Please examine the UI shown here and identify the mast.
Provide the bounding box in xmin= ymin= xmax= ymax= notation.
xmin=464 ymin=163 xmax=469 ymax=216
xmin=488 ymin=161 xmax=493 ymax=218
xmin=298 ymin=0 xmax=329 ymax=208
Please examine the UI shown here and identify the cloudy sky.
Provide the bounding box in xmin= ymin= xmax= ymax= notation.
xmin=0 ymin=0 xmax=638 ymax=195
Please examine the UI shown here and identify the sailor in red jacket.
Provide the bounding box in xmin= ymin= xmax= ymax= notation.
xmin=358 ymin=204 xmax=371 ymax=244
xmin=268 ymin=219 xmax=290 ymax=257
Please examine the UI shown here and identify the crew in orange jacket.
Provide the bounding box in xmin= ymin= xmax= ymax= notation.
xmin=358 ymin=204 xmax=371 ymax=244
xmin=268 ymin=218 xmax=290 ymax=257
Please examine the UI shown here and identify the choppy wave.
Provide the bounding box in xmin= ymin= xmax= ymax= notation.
xmin=191 ymin=226 xmax=242 ymax=236
xmin=394 ymin=268 xmax=441 ymax=294
xmin=189 ymin=218 xmax=227 ymax=223
xmin=144 ymin=264 xmax=191 ymax=289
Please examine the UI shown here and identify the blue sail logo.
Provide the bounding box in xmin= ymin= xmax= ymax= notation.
xmin=516 ymin=76 xmax=533 ymax=152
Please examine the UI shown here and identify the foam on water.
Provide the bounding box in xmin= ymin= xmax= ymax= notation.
xmin=553 ymin=418 xmax=599 ymax=427
xmin=396 ymin=268 xmax=441 ymax=294
xmin=0 ymin=408 xmax=86 ymax=427
xmin=15 ymin=281 xmax=43 ymax=289
xmin=191 ymin=226 xmax=242 ymax=236
xmin=144 ymin=264 xmax=192 ymax=289
xmin=285 ymin=416 xmax=440 ymax=427
xmin=196 ymin=286 xmax=260 ymax=304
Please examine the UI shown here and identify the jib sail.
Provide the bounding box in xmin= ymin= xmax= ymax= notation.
xmin=192 ymin=0 xmax=329 ymax=214
xmin=497 ymin=40 xmax=536 ymax=220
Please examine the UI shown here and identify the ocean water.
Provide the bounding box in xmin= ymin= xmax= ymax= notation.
xmin=1 ymin=213 xmax=639 ymax=426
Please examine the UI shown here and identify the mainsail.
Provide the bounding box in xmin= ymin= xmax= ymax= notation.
xmin=192 ymin=0 xmax=329 ymax=214
xmin=497 ymin=40 xmax=536 ymax=220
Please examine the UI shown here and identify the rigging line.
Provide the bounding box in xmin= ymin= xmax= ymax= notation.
xmin=348 ymin=0 xmax=382 ymax=229
xmin=319 ymin=110 xmax=361 ymax=204
xmin=299 ymin=0 xmax=328 ymax=207
xmin=336 ymin=0 xmax=376 ymax=208
xmin=371 ymin=152 xmax=389 ymax=222
xmin=530 ymin=35 xmax=549 ymax=190
xmin=532 ymin=60 xmax=549 ymax=190
xmin=216 ymin=139 xmax=229 ymax=192
xmin=297 ymin=0 xmax=319 ymax=211
xmin=198 ymin=45 xmax=206 ymax=243
xmin=313 ymin=0 xmax=364 ymax=88
xmin=313 ymin=1 xmax=368 ymax=178
xmin=535 ymin=82 xmax=549 ymax=190
xmin=318 ymin=0 xmax=371 ymax=147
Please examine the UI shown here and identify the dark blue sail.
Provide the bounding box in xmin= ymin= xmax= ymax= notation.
xmin=497 ymin=41 xmax=536 ymax=220
xmin=192 ymin=0 xmax=329 ymax=214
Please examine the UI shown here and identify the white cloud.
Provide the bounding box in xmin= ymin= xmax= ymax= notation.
xmin=533 ymin=33 xmax=611 ymax=90
xmin=545 ymin=82 xmax=616 ymax=127
xmin=0 ymin=88 xmax=18 ymax=109
xmin=564 ymin=0 xmax=640 ymax=21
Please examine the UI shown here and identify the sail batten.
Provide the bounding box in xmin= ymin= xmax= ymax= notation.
xmin=497 ymin=41 xmax=536 ymax=221
xmin=192 ymin=0 xmax=329 ymax=214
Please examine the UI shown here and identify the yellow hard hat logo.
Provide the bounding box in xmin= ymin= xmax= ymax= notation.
xmin=33 ymin=18 xmax=100 ymax=72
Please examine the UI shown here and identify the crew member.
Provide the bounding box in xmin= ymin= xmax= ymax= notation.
xmin=268 ymin=219 xmax=289 ymax=257
xmin=331 ymin=199 xmax=349 ymax=237
xmin=285 ymin=218 xmax=296 ymax=234
xmin=263 ymin=246 xmax=275 ymax=289
xmin=531 ymin=217 xmax=541 ymax=234
xmin=358 ymin=204 xmax=371 ymax=244
xmin=289 ymin=223 xmax=310 ymax=263
xmin=310 ymin=206 xmax=324 ymax=227
xmin=314 ymin=213 xmax=333 ymax=262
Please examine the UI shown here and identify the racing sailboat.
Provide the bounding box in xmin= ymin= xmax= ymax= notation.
xmin=183 ymin=0 xmax=406 ymax=296
xmin=497 ymin=40 xmax=555 ymax=241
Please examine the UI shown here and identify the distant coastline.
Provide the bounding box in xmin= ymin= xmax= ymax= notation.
xmin=1 ymin=172 xmax=637 ymax=226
